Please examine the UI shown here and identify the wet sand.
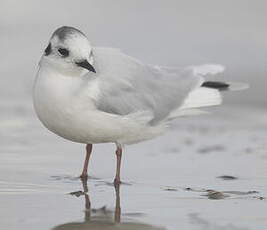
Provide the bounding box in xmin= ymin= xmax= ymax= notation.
xmin=1 ymin=103 xmax=267 ymax=230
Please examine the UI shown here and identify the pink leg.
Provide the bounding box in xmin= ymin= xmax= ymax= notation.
xmin=80 ymin=144 xmax=93 ymax=179
xmin=114 ymin=183 xmax=121 ymax=223
xmin=114 ymin=144 xmax=123 ymax=185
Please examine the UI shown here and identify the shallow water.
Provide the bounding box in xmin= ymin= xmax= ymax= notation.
xmin=1 ymin=103 xmax=267 ymax=230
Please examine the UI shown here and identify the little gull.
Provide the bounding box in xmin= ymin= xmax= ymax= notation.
xmin=33 ymin=26 xmax=248 ymax=185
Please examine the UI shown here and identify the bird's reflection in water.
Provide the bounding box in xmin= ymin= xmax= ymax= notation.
xmin=51 ymin=179 xmax=165 ymax=230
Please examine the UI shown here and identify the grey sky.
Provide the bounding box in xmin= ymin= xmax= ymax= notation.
xmin=1 ymin=0 xmax=266 ymax=106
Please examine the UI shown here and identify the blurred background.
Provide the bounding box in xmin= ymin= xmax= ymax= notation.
xmin=1 ymin=0 xmax=267 ymax=106
xmin=1 ymin=1 xmax=267 ymax=230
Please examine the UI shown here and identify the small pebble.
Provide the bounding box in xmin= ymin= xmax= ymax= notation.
xmin=164 ymin=188 xmax=178 ymax=191
xmin=206 ymin=190 xmax=228 ymax=200
xmin=217 ymin=175 xmax=238 ymax=180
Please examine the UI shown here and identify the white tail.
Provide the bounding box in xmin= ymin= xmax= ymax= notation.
xmin=180 ymin=87 xmax=222 ymax=110
xmin=225 ymin=82 xmax=249 ymax=91
xmin=192 ymin=64 xmax=225 ymax=76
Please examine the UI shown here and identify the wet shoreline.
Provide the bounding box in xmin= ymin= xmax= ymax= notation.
xmin=1 ymin=105 xmax=267 ymax=230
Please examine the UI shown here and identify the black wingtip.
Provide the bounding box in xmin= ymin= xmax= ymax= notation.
xmin=201 ymin=81 xmax=230 ymax=91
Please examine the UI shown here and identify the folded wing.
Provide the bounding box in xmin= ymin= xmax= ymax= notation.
xmin=93 ymin=48 xmax=225 ymax=125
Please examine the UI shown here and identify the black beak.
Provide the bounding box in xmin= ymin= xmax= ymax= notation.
xmin=75 ymin=60 xmax=96 ymax=73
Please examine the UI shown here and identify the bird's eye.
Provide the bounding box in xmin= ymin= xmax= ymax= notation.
xmin=58 ymin=48 xmax=69 ymax=57
xmin=44 ymin=43 xmax=51 ymax=56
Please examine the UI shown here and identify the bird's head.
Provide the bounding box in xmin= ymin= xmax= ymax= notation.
xmin=40 ymin=26 xmax=96 ymax=76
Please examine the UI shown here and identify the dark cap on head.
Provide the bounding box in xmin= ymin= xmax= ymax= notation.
xmin=52 ymin=26 xmax=86 ymax=41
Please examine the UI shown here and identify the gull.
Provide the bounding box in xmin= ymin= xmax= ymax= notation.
xmin=33 ymin=26 xmax=248 ymax=185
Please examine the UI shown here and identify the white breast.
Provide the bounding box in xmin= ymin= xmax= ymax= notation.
xmin=33 ymin=65 xmax=104 ymax=143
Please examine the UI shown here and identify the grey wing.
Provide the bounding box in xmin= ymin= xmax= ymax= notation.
xmin=93 ymin=47 xmax=202 ymax=125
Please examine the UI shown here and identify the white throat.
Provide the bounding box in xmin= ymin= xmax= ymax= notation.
xmin=39 ymin=56 xmax=88 ymax=77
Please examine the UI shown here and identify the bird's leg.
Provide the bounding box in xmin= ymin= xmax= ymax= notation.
xmin=80 ymin=144 xmax=93 ymax=179
xmin=113 ymin=144 xmax=123 ymax=185
xmin=114 ymin=183 xmax=121 ymax=223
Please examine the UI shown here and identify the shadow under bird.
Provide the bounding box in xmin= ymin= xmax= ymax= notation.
xmin=33 ymin=26 xmax=248 ymax=185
